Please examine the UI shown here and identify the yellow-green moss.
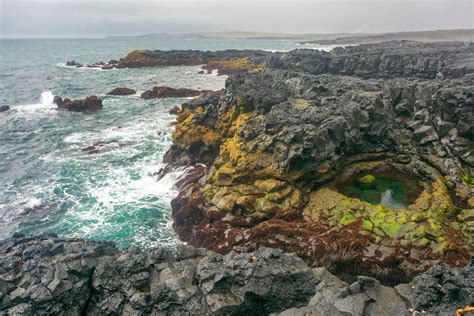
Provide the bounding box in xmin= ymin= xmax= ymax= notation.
xmin=358 ymin=174 xmax=376 ymax=184
xmin=302 ymin=182 xmax=468 ymax=252
xmin=173 ymin=109 xmax=220 ymax=149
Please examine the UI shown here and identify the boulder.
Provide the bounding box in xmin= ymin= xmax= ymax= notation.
xmin=54 ymin=96 xmax=103 ymax=112
xmin=106 ymin=87 xmax=136 ymax=96
xmin=169 ymin=105 xmax=181 ymax=115
xmin=0 ymin=105 xmax=9 ymax=112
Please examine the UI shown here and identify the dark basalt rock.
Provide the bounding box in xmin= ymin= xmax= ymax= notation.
xmin=0 ymin=234 xmax=317 ymax=315
xmin=169 ymin=105 xmax=181 ymax=115
xmin=1 ymin=234 xmax=471 ymax=315
xmin=65 ymin=60 xmax=82 ymax=67
xmin=163 ymin=41 xmax=474 ymax=285
xmin=141 ymin=86 xmax=213 ymax=99
xmin=54 ymin=95 xmax=103 ymax=112
xmin=0 ymin=105 xmax=9 ymax=112
xmin=81 ymin=140 xmax=125 ymax=154
xmin=106 ymin=87 xmax=136 ymax=95
xmin=266 ymin=41 xmax=474 ymax=79
xmin=68 ymin=50 xmax=269 ymax=74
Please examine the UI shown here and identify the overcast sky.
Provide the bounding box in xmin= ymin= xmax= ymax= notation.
xmin=1 ymin=0 xmax=472 ymax=38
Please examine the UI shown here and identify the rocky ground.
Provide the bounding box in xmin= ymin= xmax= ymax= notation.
xmin=0 ymin=234 xmax=472 ymax=315
xmin=163 ymin=41 xmax=474 ymax=284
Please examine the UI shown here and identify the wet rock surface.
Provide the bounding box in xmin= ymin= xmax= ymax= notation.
xmin=66 ymin=50 xmax=269 ymax=75
xmin=106 ymin=87 xmax=136 ymax=96
xmin=163 ymin=41 xmax=474 ymax=284
xmin=141 ymin=86 xmax=213 ymax=100
xmin=53 ymin=96 xmax=103 ymax=112
xmin=0 ymin=106 xmax=9 ymax=112
xmin=1 ymin=234 xmax=472 ymax=315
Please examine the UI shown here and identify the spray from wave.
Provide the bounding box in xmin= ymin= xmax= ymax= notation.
xmin=14 ymin=91 xmax=57 ymax=113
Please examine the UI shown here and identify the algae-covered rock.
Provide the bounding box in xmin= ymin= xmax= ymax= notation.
xmin=358 ymin=174 xmax=376 ymax=184
xmin=164 ymin=41 xmax=473 ymax=284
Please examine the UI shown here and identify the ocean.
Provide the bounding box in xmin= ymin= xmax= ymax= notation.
xmin=0 ymin=37 xmax=333 ymax=248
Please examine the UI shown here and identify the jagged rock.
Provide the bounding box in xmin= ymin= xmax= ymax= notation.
xmin=141 ymin=86 xmax=214 ymax=99
xmin=65 ymin=60 xmax=82 ymax=67
xmin=1 ymin=234 xmax=470 ymax=315
xmin=163 ymin=41 xmax=473 ymax=284
xmin=0 ymin=235 xmax=317 ymax=315
xmin=54 ymin=95 xmax=103 ymax=112
xmin=169 ymin=105 xmax=181 ymax=115
xmin=106 ymin=87 xmax=136 ymax=95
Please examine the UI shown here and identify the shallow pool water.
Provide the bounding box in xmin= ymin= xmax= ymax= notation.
xmin=339 ymin=172 xmax=422 ymax=209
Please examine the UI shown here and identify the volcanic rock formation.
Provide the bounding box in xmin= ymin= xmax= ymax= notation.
xmin=54 ymin=96 xmax=103 ymax=112
xmin=1 ymin=234 xmax=472 ymax=315
xmin=162 ymin=41 xmax=474 ymax=284
xmin=66 ymin=50 xmax=269 ymax=75
xmin=141 ymin=86 xmax=213 ymax=100
xmin=106 ymin=87 xmax=136 ymax=96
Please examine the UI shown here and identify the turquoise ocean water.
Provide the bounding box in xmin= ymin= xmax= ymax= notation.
xmin=0 ymin=38 xmax=332 ymax=248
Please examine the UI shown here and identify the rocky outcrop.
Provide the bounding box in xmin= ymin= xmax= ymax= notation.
xmin=1 ymin=234 xmax=471 ymax=315
xmin=266 ymin=41 xmax=474 ymax=79
xmin=141 ymin=86 xmax=215 ymax=100
xmin=163 ymin=41 xmax=474 ymax=284
xmin=0 ymin=234 xmax=317 ymax=315
xmin=66 ymin=50 xmax=268 ymax=75
xmin=65 ymin=60 xmax=119 ymax=69
xmin=106 ymin=87 xmax=136 ymax=96
xmin=54 ymin=96 xmax=103 ymax=112
xmin=0 ymin=105 xmax=9 ymax=112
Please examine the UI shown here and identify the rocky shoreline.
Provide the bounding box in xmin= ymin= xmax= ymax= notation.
xmin=162 ymin=41 xmax=473 ymax=285
xmin=2 ymin=41 xmax=473 ymax=314
xmin=65 ymin=50 xmax=268 ymax=75
xmin=1 ymin=234 xmax=472 ymax=315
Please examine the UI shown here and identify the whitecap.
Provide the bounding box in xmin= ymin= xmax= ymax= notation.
xmin=14 ymin=91 xmax=57 ymax=113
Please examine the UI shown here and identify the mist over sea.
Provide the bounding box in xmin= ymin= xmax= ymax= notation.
xmin=0 ymin=37 xmax=333 ymax=248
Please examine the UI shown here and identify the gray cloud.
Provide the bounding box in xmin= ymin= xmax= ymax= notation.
xmin=1 ymin=0 xmax=472 ymax=38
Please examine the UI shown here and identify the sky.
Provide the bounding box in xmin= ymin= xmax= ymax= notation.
xmin=1 ymin=0 xmax=473 ymax=38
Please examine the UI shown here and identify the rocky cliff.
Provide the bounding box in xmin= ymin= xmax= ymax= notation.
xmin=163 ymin=41 xmax=473 ymax=285
xmin=1 ymin=234 xmax=472 ymax=315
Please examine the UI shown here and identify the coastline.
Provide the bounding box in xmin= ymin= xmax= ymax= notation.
xmin=1 ymin=40 xmax=473 ymax=314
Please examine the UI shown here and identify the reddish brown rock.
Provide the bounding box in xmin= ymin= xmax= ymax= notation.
xmin=106 ymin=87 xmax=136 ymax=96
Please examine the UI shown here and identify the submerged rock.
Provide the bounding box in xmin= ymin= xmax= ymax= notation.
xmin=162 ymin=41 xmax=474 ymax=284
xmin=54 ymin=95 xmax=103 ymax=112
xmin=106 ymin=87 xmax=136 ymax=95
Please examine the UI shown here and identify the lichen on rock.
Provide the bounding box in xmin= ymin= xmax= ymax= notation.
xmin=163 ymin=41 xmax=473 ymax=284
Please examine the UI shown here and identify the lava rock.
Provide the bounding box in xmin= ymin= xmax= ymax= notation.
xmin=106 ymin=87 xmax=136 ymax=96
xmin=1 ymin=235 xmax=470 ymax=315
xmin=141 ymin=86 xmax=210 ymax=99
xmin=162 ymin=41 xmax=474 ymax=285
xmin=168 ymin=105 xmax=181 ymax=115
xmin=54 ymin=96 xmax=103 ymax=112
